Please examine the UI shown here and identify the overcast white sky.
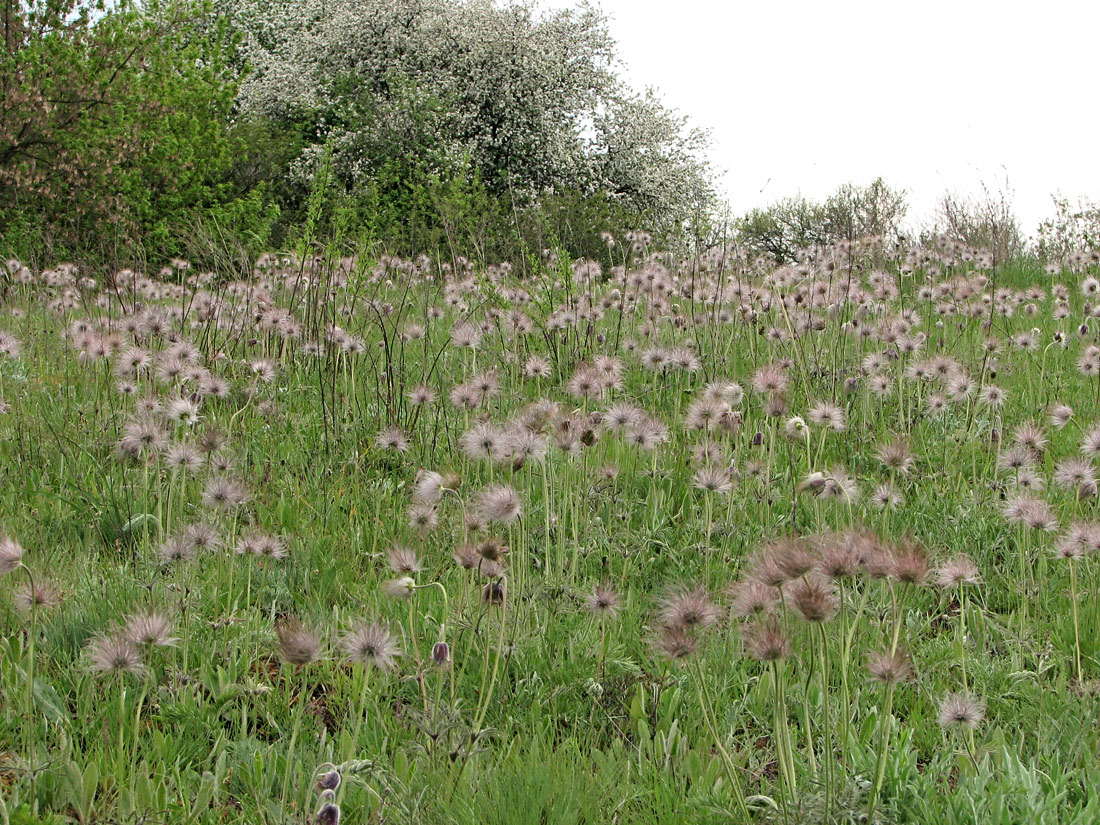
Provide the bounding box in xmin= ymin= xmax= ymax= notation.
xmin=540 ymin=0 xmax=1100 ymax=236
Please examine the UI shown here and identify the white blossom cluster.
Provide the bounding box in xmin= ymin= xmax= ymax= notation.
xmin=227 ymin=0 xmax=714 ymax=225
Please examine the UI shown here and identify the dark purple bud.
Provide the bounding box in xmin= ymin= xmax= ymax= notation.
xmin=315 ymin=770 xmax=341 ymax=792
xmin=432 ymin=642 xmax=451 ymax=668
xmin=315 ymin=802 xmax=340 ymax=825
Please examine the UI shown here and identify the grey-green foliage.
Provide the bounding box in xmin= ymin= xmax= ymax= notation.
xmin=737 ymin=177 xmax=908 ymax=262
xmin=227 ymin=0 xmax=715 ymax=229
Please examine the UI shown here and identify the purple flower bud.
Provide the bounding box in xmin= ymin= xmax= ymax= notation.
xmin=315 ymin=801 xmax=340 ymax=825
xmin=432 ymin=641 xmax=451 ymax=668
xmin=315 ymin=770 xmax=341 ymax=792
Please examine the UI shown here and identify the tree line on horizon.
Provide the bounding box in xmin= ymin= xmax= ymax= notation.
xmin=2 ymin=0 xmax=1098 ymax=269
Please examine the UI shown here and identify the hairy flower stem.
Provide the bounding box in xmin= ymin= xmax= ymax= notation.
xmin=690 ymin=659 xmax=751 ymax=821
xmin=343 ymin=666 xmax=373 ymax=770
xmin=959 ymin=587 xmax=969 ymax=691
xmin=1070 ymin=559 xmax=1083 ymax=682
xmin=868 ymin=583 xmax=908 ymax=821
xmin=771 ymin=659 xmax=796 ymax=813
xmin=408 ymin=599 xmax=430 ymax=714
xmin=20 ymin=564 xmax=38 ymax=756
xmin=279 ymin=668 xmax=313 ymax=822
xmin=471 ymin=579 xmax=509 ymax=736
xmin=818 ymin=623 xmax=834 ymax=824
xmin=866 ymin=682 xmax=896 ymax=822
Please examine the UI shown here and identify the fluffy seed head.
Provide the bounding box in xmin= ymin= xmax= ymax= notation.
xmin=0 ymin=534 xmax=25 ymax=574
xmin=867 ymin=650 xmax=913 ymax=684
xmin=125 ymin=610 xmax=178 ymax=647
xmin=659 ymin=586 xmax=721 ymax=632
xmin=88 ymin=633 xmax=147 ymax=678
xmin=937 ymin=693 xmax=986 ymax=729
xmin=341 ymin=622 xmax=401 ymax=670
xmin=276 ymin=618 xmax=321 ymax=666
xmin=474 ymin=484 xmax=522 ymax=525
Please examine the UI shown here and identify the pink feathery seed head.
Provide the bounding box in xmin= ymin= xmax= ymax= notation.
xmin=745 ymin=550 xmax=789 ymax=588
xmin=819 ymin=467 xmax=860 ymax=502
xmin=507 ymin=428 xmax=549 ymax=467
xmin=166 ymin=397 xmax=201 ymax=425
xmin=652 ymin=625 xmax=700 ymax=662
xmin=1017 ymin=496 xmax=1058 ymax=531
xmin=157 ymin=534 xmax=196 ymax=564
xmin=408 ymin=384 xmax=437 ymax=406
xmin=459 ymin=422 xmax=506 ymax=463
xmin=1012 ymin=422 xmax=1048 ymax=454
xmin=693 ymin=464 xmax=732 ymax=494
xmin=751 ymin=363 xmax=789 ymax=395
xmin=937 ymin=693 xmax=986 ymax=729
xmin=523 ymin=356 xmax=553 ymax=380
xmin=450 ymin=321 xmax=482 ymax=349
xmin=0 ymin=534 xmax=25 ymax=574
xmin=659 ymin=585 xmax=721 ymax=632
xmin=124 ymin=610 xmax=178 ymax=647
xmin=875 ymin=437 xmax=914 ymax=473
xmin=1054 ymin=458 xmax=1096 ymax=491
xmin=979 ymin=384 xmax=1007 ymax=408
xmin=1081 ymin=425 xmax=1100 ymax=457
xmin=1049 ymin=404 xmax=1074 ymax=429
xmin=870 ymin=482 xmax=904 ymax=511
xmin=583 ymin=584 xmax=622 ymax=617
xmin=201 ymin=476 xmax=250 ymax=511
xmin=719 ymin=408 xmax=743 ymax=436
xmin=742 ymin=618 xmax=792 ymax=662
xmin=817 ymin=536 xmax=863 ymax=580
xmin=474 ymin=484 xmax=522 ymax=525
xmin=0 ymin=330 xmax=23 ymax=359
xmin=1054 ymin=526 xmax=1091 ymax=559
xmin=603 ymin=403 xmax=643 ymax=434
xmin=87 ymin=633 xmax=147 ymax=678
xmin=934 ymin=554 xmax=981 ymax=587
xmin=763 ymin=394 xmax=789 ymax=418
xmin=453 ymin=543 xmax=480 ymax=570
xmin=276 ymin=618 xmax=321 ymax=666
xmin=14 ymin=578 xmax=60 ymax=613
xmin=407 ymin=502 xmax=439 ymax=532
xmin=388 ymin=545 xmax=421 ymax=574
xmin=118 ymin=417 xmax=169 ymax=458
xmin=412 ymin=470 xmax=447 ymax=504
xmin=376 ymin=427 xmax=409 ymax=453
xmin=727 ymin=579 xmax=779 ymax=618
xmin=867 ymin=649 xmax=913 ymax=684
xmin=768 ymin=538 xmax=816 ymax=582
xmin=176 ymin=523 xmax=218 ymax=556
xmin=889 ymin=541 xmax=930 ymax=585
xmin=862 ymin=544 xmax=898 ymax=580
xmin=808 ymin=401 xmax=847 ymax=432
xmin=197 ymin=426 xmax=227 ymax=455
xmin=997 ymin=445 xmax=1036 ymax=473
xmin=684 ymin=397 xmax=729 ymax=431
xmin=341 ymin=622 xmax=401 ymax=671
xmin=165 ymin=442 xmax=204 ymax=472
xmin=789 ymin=574 xmax=839 ymax=623
xmin=691 ymin=440 xmax=726 ymax=466
xmin=475 ymin=537 xmax=509 ymax=564
xmin=783 ymin=416 xmax=810 ymax=441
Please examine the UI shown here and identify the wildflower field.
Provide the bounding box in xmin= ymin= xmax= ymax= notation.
xmin=3 ymin=235 xmax=1100 ymax=825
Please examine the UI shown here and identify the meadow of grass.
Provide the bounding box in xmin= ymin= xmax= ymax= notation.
xmin=3 ymin=234 xmax=1100 ymax=824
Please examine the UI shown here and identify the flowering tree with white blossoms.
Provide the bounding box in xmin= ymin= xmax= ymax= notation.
xmin=227 ymin=0 xmax=715 ymax=232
